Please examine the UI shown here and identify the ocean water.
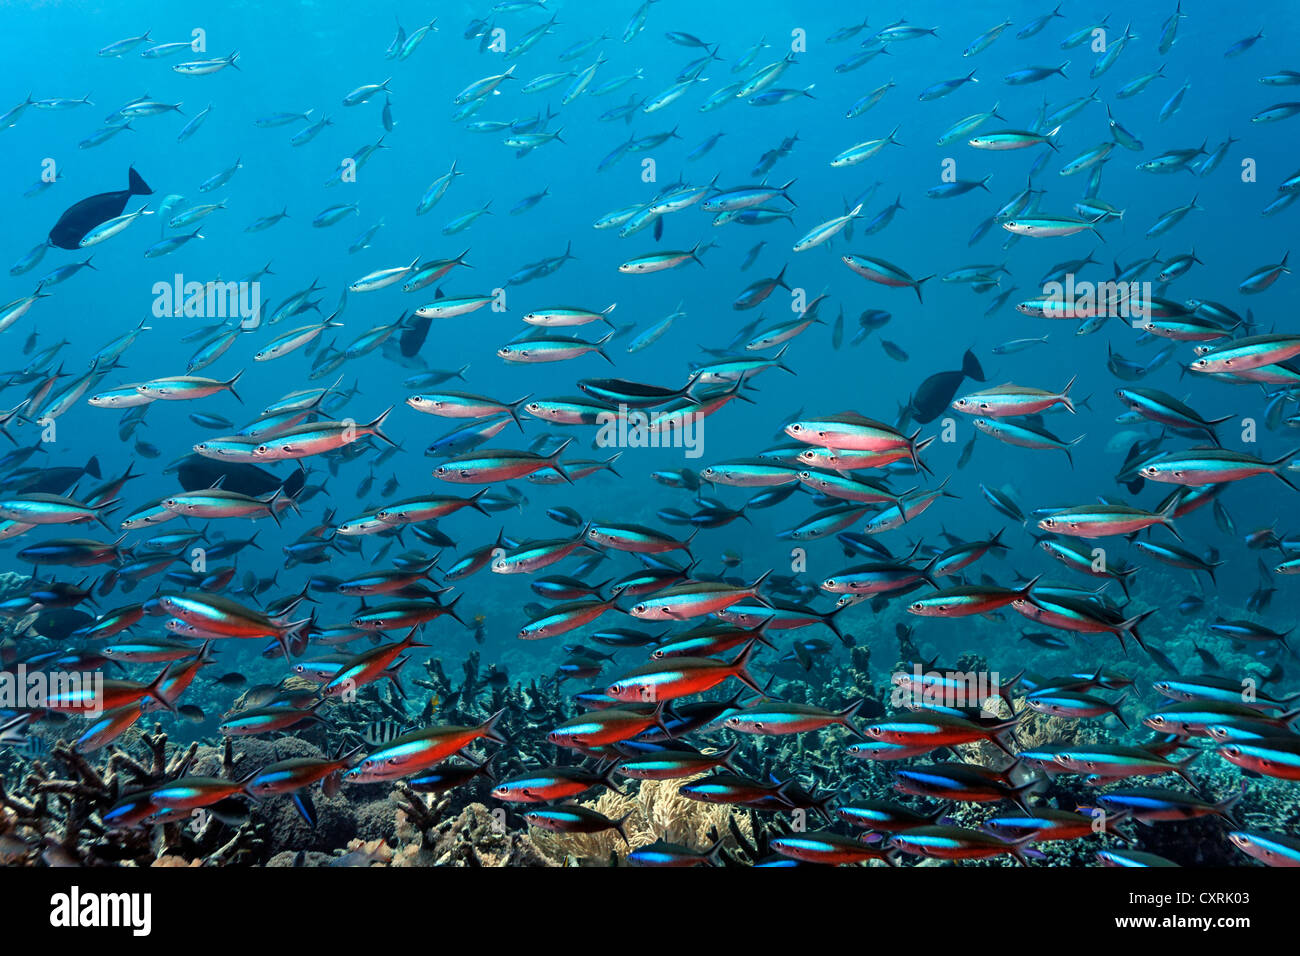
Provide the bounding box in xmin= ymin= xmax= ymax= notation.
xmin=0 ymin=0 xmax=1297 ymax=868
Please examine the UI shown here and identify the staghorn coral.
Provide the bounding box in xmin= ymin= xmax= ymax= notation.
xmin=0 ymin=721 xmax=206 ymax=866
xmin=382 ymin=796 xmax=557 ymax=867
xmin=423 ymin=802 xmax=557 ymax=867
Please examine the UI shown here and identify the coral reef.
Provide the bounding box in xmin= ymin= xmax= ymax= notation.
xmin=527 ymin=774 xmax=754 ymax=865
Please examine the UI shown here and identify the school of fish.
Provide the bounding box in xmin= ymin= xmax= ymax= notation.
xmin=0 ymin=0 xmax=1297 ymax=868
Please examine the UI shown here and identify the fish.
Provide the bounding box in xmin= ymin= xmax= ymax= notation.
xmin=910 ymin=349 xmax=986 ymax=423
xmin=48 ymin=168 xmax=153 ymax=249
xmin=0 ymin=1 xmax=1293 ymax=880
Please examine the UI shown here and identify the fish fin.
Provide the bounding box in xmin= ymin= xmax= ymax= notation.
xmin=128 ymin=166 xmax=153 ymax=196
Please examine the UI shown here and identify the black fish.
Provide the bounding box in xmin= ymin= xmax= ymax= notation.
xmin=5 ymin=456 xmax=101 ymax=494
xmin=1114 ymin=437 xmax=1164 ymax=495
xmin=909 ymin=349 xmax=985 ymax=424
xmin=176 ymin=454 xmax=306 ymax=499
xmin=32 ymin=609 xmax=95 ymax=642
xmin=399 ymin=313 xmax=432 ymax=357
xmin=48 ymin=167 xmax=153 ymax=250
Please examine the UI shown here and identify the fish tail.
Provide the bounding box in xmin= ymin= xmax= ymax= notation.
xmin=1110 ymin=690 xmax=1130 ymax=729
xmin=1114 ymin=564 xmax=1139 ymax=599
xmin=912 ymin=275 xmax=933 ymax=304
xmin=1269 ymin=449 xmax=1300 ymax=490
xmin=1121 ymin=608 xmax=1158 ymax=650
xmin=263 ymin=487 xmax=286 ymax=528
xmin=146 ymin=664 xmax=177 ymax=713
xmin=1008 ymin=779 xmax=1037 ymax=814
xmin=998 ymin=669 xmax=1024 ymax=714
xmin=507 ymin=393 xmax=532 ymax=432
xmin=367 ymin=405 xmax=397 ymax=447
xmin=478 ymin=707 xmax=508 ymax=746
xmin=907 ymin=429 xmax=932 ymax=477
xmin=1174 ymin=751 xmax=1200 ymax=785
xmin=821 ymin=602 xmax=849 ymax=642
xmin=728 ymin=639 xmax=764 ymax=696
xmin=839 ymin=697 xmax=866 ymax=738
xmin=1060 ymin=373 xmax=1077 ymax=413
xmin=545 ymin=437 xmax=574 ymax=484
xmin=1156 ymin=496 xmax=1182 ymax=540
xmin=611 ymin=810 xmax=633 ymax=847
xmin=224 ymin=368 xmax=244 ymax=403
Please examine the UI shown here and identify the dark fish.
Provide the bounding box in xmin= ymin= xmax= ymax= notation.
xmin=399 ymin=313 xmax=432 ymax=358
xmin=48 ymin=167 xmax=153 ymax=249
xmin=7 ymin=456 xmax=102 ymax=494
xmin=956 ymin=435 xmax=976 ymax=469
xmin=910 ymin=349 xmax=985 ymax=424
xmin=176 ymin=454 xmax=307 ymax=499
xmin=32 ymin=609 xmax=95 ymax=642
